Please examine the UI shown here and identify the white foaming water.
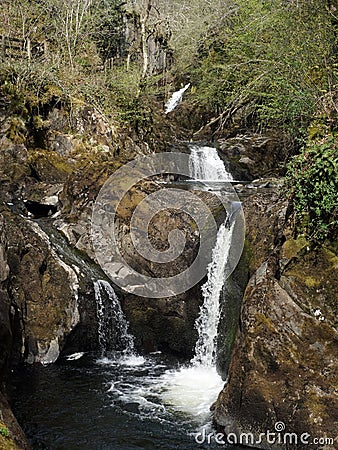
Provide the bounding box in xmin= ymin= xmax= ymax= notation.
xmin=98 ymin=354 xmax=146 ymax=367
xmin=189 ymin=145 xmax=233 ymax=182
xmin=160 ymin=365 xmax=224 ymax=422
xmin=165 ymin=83 xmax=191 ymax=114
xmin=192 ymin=222 xmax=235 ymax=367
xmin=157 ymin=224 xmax=234 ymax=421
xmin=65 ymin=352 xmax=85 ymax=361
xmin=94 ymin=279 xmax=135 ymax=356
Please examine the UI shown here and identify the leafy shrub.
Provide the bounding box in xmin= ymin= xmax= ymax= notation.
xmin=286 ymin=133 xmax=338 ymax=242
xmin=187 ymin=0 xmax=335 ymax=133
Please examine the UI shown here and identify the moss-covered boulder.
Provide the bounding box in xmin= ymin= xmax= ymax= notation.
xmin=213 ymin=190 xmax=338 ymax=449
xmin=0 ymin=206 xmax=81 ymax=364
xmin=0 ymin=394 xmax=31 ymax=449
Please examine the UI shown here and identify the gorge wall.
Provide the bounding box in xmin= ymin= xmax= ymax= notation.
xmin=213 ymin=187 xmax=338 ymax=449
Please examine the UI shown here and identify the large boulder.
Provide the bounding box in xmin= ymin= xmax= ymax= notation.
xmin=213 ymin=189 xmax=338 ymax=449
xmin=0 ymin=206 xmax=82 ymax=365
xmin=218 ymin=133 xmax=293 ymax=180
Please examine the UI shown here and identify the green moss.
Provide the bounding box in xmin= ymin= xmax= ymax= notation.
xmin=255 ymin=313 xmax=277 ymax=333
xmin=0 ymin=425 xmax=9 ymax=438
xmin=282 ymin=237 xmax=308 ymax=260
xmin=5 ymin=117 xmax=26 ymax=144
xmin=0 ymin=422 xmax=17 ymax=450
xmin=28 ymin=149 xmax=74 ymax=177
xmin=304 ymin=276 xmax=319 ymax=288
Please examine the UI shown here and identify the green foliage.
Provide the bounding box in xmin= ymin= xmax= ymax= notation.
xmin=0 ymin=0 xmax=157 ymax=132
xmin=6 ymin=117 xmax=27 ymax=143
xmin=183 ymin=0 xmax=336 ymax=133
xmin=286 ymin=133 xmax=338 ymax=242
xmin=0 ymin=425 xmax=10 ymax=438
xmin=90 ymin=0 xmax=126 ymax=63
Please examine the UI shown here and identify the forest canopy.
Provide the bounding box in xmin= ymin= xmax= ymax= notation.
xmin=1 ymin=0 xmax=337 ymax=241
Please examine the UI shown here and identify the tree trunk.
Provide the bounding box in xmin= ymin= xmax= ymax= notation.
xmin=140 ymin=0 xmax=152 ymax=79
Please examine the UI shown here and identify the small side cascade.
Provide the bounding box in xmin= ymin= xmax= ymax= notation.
xmin=94 ymin=279 xmax=135 ymax=356
xmin=164 ymin=83 xmax=191 ymax=114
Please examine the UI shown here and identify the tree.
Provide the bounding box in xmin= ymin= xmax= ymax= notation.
xmin=185 ymin=0 xmax=336 ymax=133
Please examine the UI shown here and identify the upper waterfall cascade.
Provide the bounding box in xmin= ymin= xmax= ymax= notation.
xmin=165 ymin=83 xmax=191 ymax=114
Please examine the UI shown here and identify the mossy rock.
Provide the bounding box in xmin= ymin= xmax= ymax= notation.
xmin=281 ymin=236 xmax=308 ymax=260
xmin=28 ymin=149 xmax=74 ymax=183
xmin=0 ymin=420 xmax=24 ymax=450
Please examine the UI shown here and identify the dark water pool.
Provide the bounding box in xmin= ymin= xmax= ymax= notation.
xmin=9 ymin=353 xmax=248 ymax=450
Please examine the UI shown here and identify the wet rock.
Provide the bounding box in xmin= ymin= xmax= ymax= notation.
xmin=121 ymin=288 xmax=200 ymax=358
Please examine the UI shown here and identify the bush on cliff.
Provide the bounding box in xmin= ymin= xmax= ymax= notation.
xmin=286 ymin=131 xmax=338 ymax=243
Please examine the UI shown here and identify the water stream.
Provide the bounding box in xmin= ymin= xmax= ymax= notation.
xmin=10 ymin=144 xmax=244 ymax=449
xmin=189 ymin=145 xmax=233 ymax=182
xmin=94 ymin=279 xmax=135 ymax=357
xmin=165 ymin=83 xmax=191 ymax=114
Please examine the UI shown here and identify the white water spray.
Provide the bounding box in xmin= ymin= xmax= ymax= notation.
xmin=165 ymin=83 xmax=191 ymax=114
xmin=190 ymin=145 xmax=233 ymax=368
xmin=192 ymin=222 xmax=235 ymax=367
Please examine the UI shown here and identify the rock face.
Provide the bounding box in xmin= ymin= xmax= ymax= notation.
xmin=0 ymin=205 xmax=81 ymax=365
xmin=0 ymin=393 xmax=31 ymax=449
xmin=218 ymin=133 xmax=293 ymax=180
xmin=213 ymin=189 xmax=338 ymax=449
xmin=0 ymin=103 xmax=206 ymax=366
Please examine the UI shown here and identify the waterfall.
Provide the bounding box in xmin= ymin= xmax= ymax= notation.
xmin=164 ymin=83 xmax=191 ymax=114
xmin=192 ymin=222 xmax=235 ymax=367
xmin=189 ymin=145 xmax=234 ymax=367
xmin=94 ymin=280 xmax=135 ymax=356
xmin=158 ymin=145 xmax=237 ymax=422
xmin=189 ymin=145 xmax=233 ymax=182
